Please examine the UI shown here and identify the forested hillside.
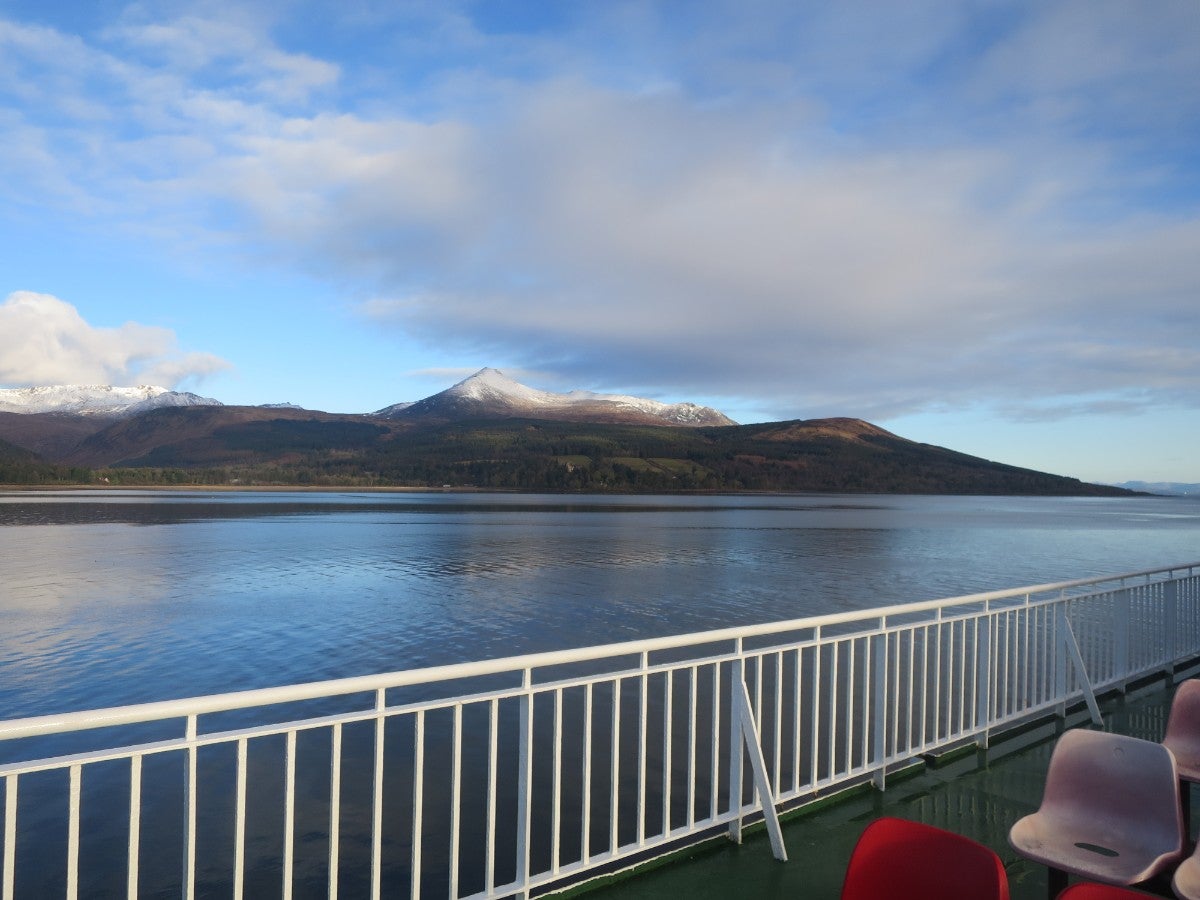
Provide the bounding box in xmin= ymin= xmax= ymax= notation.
xmin=0 ymin=412 xmax=1134 ymax=496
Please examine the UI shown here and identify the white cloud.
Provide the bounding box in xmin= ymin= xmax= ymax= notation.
xmin=106 ymin=13 xmax=339 ymax=104
xmin=0 ymin=3 xmax=1197 ymax=422
xmin=0 ymin=292 xmax=230 ymax=388
xmin=352 ymin=80 xmax=1200 ymax=420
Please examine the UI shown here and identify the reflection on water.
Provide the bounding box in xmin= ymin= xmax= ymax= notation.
xmin=1 ymin=491 xmax=1199 ymax=718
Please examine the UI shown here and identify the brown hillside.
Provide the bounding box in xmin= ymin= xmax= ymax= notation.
xmin=750 ymin=418 xmax=905 ymax=444
xmin=62 ymin=406 xmax=394 ymax=468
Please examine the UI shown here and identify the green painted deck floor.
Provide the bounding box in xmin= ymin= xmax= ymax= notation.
xmin=576 ymin=681 xmax=1184 ymax=899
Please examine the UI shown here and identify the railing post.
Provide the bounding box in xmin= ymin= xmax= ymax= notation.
xmin=727 ymin=644 xmax=744 ymax=844
xmin=1114 ymin=588 xmax=1131 ymax=691
xmin=1054 ymin=600 xmax=1068 ymax=718
xmin=183 ymin=714 xmax=197 ymax=900
xmin=871 ymin=629 xmax=888 ymax=789
xmin=515 ymin=670 xmax=533 ymax=898
xmin=974 ymin=614 xmax=992 ymax=749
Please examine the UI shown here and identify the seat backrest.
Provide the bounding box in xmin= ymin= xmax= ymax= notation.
xmin=1164 ymin=679 xmax=1200 ymax=748
xmin=840 ymin=816 xmax=1009 ymax=900
xmin=1041 ymin=729 xmax=1181 ymax=849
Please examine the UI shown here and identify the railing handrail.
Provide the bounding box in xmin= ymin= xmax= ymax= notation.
xmin=2 ymin=561 xmax=1195 ymax=743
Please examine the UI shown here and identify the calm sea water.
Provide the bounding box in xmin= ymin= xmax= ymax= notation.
xmin=2 ymin=490 xmax=1199 ymax=719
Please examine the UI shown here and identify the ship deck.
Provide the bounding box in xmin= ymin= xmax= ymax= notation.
xmin=575 ymin=678 xmax=1184 ymax=899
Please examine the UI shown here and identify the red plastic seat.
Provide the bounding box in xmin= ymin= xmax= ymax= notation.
xmin=1057 ymin=884 xmax=1159 ymax=898
xmin=1009 ymin=729 xmax=1185 ymax=892
xmin=840 ymin=816 xmax=1009 ymax=899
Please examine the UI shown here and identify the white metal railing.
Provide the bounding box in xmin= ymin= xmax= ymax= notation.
xmin=2 ymin=563 xmax=1199 ymax=898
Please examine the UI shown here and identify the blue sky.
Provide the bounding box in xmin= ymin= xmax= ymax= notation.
xmin=1 ymin=1 xmax=1198 ymax=484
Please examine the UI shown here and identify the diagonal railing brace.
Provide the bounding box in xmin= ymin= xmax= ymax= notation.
xmin=729 ymin=676 xmax=788 ymax=861
xmin=1061 ymin=614 xmax=1103 ymax=726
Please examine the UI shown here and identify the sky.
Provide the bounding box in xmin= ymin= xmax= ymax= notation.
xmin=1 ymin=1 xmax=1198 ymax=484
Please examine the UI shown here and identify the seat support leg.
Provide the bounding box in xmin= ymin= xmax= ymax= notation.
xmin=1185 ymin=780 xmax=1194 ymax=842
xmin=1047 ymin=867 xmax=1068 ymax=900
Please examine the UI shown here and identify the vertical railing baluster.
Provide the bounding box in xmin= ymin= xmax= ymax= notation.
xmin=551 ymin=689 xmax=562 ymax=875
xmin=792 ymin=647 xmax=803 ymax=795
xmin=920 ymin=625 xmax=930 ymax=747
xmin=1055 ymin=600 xmax=1068 ymax=716
xmin=1021 ymin=603 xmax=1031 ymax=709
xmin=905 ymin=628 xmax=915 ymax=753
xmin=448 ymin=706 xmax=461 ymax=899
xmin=1039 ymin=603 xmax=1050 ymax=705
xmin=890 ymin=631 xmax=902 ymax=758
xmin=609 ymin=678 xmax=622 ymax=855
xmin=517 ymin=678 xmax=535 ymax=894
xmin=1012 ymin=609 xmax=1023 ymax=713
xmin=975 ymin=615 xmax=992 ymax=745
xmin=1002 ymin=611 xmax=1013 ymax=718
xmin=66 ymin=764 xmax=81 ymax=900
xmin=871 ymin=628 xmax=887 ymax=787
xmin=637 ymin=656 xmax=648 ymax=847
xmin=687 ymin=665 xmax=697 ymax=827
xmin=411 ymin=710 xmax=424 ymax=900
xmin=710 ymin=663 xmax=721 ymax=822
xmin=662 ymin=669 xmax=673 ymax=837
xmin=1166 ymin=579 xmax=1180 ymax=671
xmin=727 ymin=643 xmax=745 ymax=841
xmin=328 ymin=725 xmax=342 ymax=900
xmin=950 ymin=619 xmax=960 ymax=739
xmin=581 ymin=683 xmax=593 ymax=864
xmin=933 ymin=616 xmax=944 ymax=742
xmin=371 ymin=689 xmax=386 ymax=900
xmin=284 ymin=730 xmax=296 ymax=900
xmin=846 ymin=639 xmax=857 ymax=774
xmin=127 ymin=755 xmax=141 ymax=900
xmin=827 ymin=641 xmax=839 ymax=779
xmin=184 ymin=714 xmax=197 ymax=900
xmin=754 ymin=655 xmax=763 ymax=740
xmin=772 ymin=651 xmax=783 ymax=797
xmin=485 ymin=698 xmax=498 ymax=894
xmin=4 ymin=774 xmax=17 ymax=900
xmin=810 ymin=633 xmax=820 ymax=788
xmin=1000 ymin=610 xmax=1008 ymax=724
xmin=234 ymin=738 xmax=247 ymax=900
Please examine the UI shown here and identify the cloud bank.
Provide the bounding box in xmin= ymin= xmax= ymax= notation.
xmin=1 ymin=2 xmax=1197 ymax=421
xmin=0 ymin=292 xmax=230 ymax=388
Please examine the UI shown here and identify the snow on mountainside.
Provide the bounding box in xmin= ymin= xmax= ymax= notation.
xmin=0 ymin=385 xmax=222 ymax=417
xmin=377 ymin=368 xmax=737 ymax=427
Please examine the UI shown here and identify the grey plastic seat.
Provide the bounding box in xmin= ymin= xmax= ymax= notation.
xmin=1174 ymin=845 xmax=1200 ymax=900
xmin=1009 ymin=729 xmax=1185 ymax=896
xmin=1163 ymin=679 xmax=1200 ymax=834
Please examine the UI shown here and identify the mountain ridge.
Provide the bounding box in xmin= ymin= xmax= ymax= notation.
xmin=0 ymin=384 xmax=223 ymax=417
xmin=0 ymin=373 xmax=1152 ymax=495
xmin=377 ymin=368 xmax=736 ymax=427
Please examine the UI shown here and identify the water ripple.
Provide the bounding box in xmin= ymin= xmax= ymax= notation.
xmin=1 ymin=491 xmax=1197 ymax=716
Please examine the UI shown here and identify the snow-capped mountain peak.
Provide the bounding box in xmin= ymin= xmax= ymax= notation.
xmin=376 ymin=368 xmax=736 ymax=427
xmin=446 ymin=368 xmax=557 ymax=405
xmin=0 ymin=385 xmax=223 ymax=417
